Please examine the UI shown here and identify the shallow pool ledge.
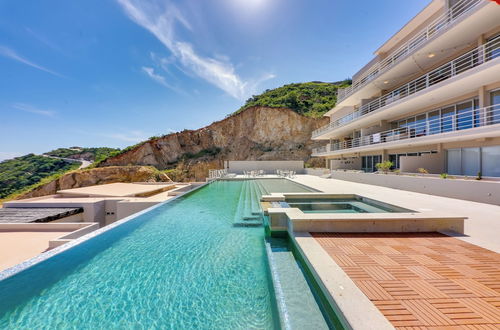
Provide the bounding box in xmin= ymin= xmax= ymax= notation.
xmin=291 ymin=232 xmax=395 ymax=330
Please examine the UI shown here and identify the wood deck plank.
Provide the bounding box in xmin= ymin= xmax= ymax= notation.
xmin=312 ymin=232 xmax=500 ymax=328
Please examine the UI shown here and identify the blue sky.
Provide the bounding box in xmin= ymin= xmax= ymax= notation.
xmin=0 ymin=0 xmax=429 ymax=160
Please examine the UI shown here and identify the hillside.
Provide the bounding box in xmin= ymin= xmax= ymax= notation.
xmin=7 ymin=81 xmax=347 ymax=197
xmin=98 ymin=106 xmax=328 ymax=181
xmin=44 ymin=147 xmax=120 ymax=162
xmin=0 ymin=154 xmax=80 ymax=199
xmin=234 ymin=81 xmax=350 ymax=118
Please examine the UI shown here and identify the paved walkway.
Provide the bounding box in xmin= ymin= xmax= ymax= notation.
xmin=313 ymin=232 xmax=500 ymax=329
xmin=292 ymin=175 xmax=500 ymax=253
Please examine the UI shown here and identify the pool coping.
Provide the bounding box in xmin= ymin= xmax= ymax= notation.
xmin=0 ymin=181 xmax=211 ymax=281
xmin=262 ymin=193 xmax=466 ymax=234
xmin=291 ymin=231 xmax=395 ymax=330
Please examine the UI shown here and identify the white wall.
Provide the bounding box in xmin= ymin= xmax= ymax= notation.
xmin=304 ymin=168 xmax=330 ymax=176
xmin=331 ymin=171 xmax=500 ymax=205
xmin=227 ymin=161 xmax=304 ymax=174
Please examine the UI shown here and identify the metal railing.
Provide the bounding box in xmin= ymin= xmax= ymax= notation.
xmin=208 ymin=169 xmax=227 ymax=179
xmin=337 ymin=0 xmax=483 ymax=103
xmin=313 ymin=36 xmax=500 ymax=139
xmin=312 ymin=104 xmax=500 ymax=155
xmin=312 ymin=145 xmax=328 ymax=155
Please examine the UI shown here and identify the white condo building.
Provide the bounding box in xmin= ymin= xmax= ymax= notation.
xmin=312 ymin=0 xmax=500 ymax=177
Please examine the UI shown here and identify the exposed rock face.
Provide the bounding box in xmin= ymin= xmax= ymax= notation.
xmin=99 ymin=107 xmax=328 ymax=170
xmin=16 ymin=166 xmax=171 ymax=200
xmin=12 ymin=107 xmax=327 ymax=199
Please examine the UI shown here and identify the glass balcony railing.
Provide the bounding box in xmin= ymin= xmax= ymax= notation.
xmin=312 ymin=36 xmax=500 ymax=139
xmin=336 ymin=0 xmax=483 ymax=104
xmin=312 ymin=104 xmax=500 ymax=155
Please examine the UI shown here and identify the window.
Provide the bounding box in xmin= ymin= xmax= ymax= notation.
xmin=447 ymin=149 xmax=462 ymax=175
xmin=362 ymin=155 xmax=382 ymax=172
xmin=456 ymin=100 xmax=473 ymax=130
xmin=490 ymin=90 xmax=500 ymax=125
xmin=415 ymin=114 xmax=426 ymax=136
xmin=441 ymin=106 xmax=455 ymax=133
xmin=482 ymin=146 xmax=500 ymax=177
xmin=447 ymin=146 xmax=500 ymax=177
xmin=389 ymin=154 xmax=398 ymax=169
xmin=428 ymin=110 xmax=441 ymax=135
xmin=486 ymin=34 xmax=500 ymax=61
xmin=461 ymin=148 xmax=480 ymax=176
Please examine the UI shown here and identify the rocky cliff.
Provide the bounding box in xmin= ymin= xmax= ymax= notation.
xmin=98 ymin=106 xmax=328 ymax=180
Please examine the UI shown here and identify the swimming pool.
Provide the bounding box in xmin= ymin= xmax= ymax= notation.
xmin=0 ymin=179 xmax=322 ymax=329
xmin=284 ymin=196 xmax=412 ymax=214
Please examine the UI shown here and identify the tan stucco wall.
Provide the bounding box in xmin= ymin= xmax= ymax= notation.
xmin=330 ymin=158 xmax=362 ymax=171
xmin=400 ymin=153 xmax=445 ymax=174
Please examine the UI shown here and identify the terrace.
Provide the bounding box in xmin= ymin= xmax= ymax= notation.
xmin=336 ymin=0 xmax=484 ymax=105
xmin=313 ymin=36 xmax=500 ymax=139
xmin=312 ymin=103 xmax=500 ymax=156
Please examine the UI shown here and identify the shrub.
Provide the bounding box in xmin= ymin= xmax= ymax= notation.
xmin=417 ymin=168 xmax=429 ymax=175
xmin=476 ymin=171 xmax=482 ymax=180
xmin=440 ymin=173 xmax=448 ymax=179
xmin=375 ymin=161 xmax=393 ymax=174
xmin=233 ymin=80 xmax=351 ymax=118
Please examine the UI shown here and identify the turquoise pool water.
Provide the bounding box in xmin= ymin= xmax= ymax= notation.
xmin=0 ymin=179 xmax=314 ymax=329
xmin=285 ymin=197 xmax=412 ymax=214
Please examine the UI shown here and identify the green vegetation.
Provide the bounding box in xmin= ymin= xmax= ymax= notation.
xmin=375 ymin=161 xmax=394 ymax=174
xmin=45 ymin=147 xmax=120 ymax=163
xmin=234 ymin=81 xmax=351 ymax=118
xmin=0 ymin=154 xmax=80 ymax=199
xmin=182 ymin=147 xmax=222 ymax=160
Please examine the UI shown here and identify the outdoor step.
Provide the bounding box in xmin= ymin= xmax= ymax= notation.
xmin=233 ymin=220 xmax=263 ymax=227
xmin=233 ymin=181 xmax=248 ymax=224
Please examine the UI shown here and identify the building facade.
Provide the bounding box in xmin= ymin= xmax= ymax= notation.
xmin=312 ymin=0 xmax=500 ymax=177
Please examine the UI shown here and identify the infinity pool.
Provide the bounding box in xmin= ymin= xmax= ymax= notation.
xmin=0 ymin=179 xmax=317 ymax=329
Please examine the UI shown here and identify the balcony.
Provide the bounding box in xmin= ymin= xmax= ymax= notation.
xmin=312 ymin=36 xmax=500 ymax=139
xmin=312 ymin=104 xmax=500 ymax=157
xmin=336 ymin=0 xmax=483 ymax=104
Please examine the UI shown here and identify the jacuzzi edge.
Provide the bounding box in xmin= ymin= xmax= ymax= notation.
xmin=0 ymin=181 xmax=211 ymax=281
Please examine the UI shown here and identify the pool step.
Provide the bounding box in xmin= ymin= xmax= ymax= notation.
xmin=233 ymin=181 xmax=263 ymax=227
xmin=233 ymin=220 xmax=262 ymax=227
xmin=265 ymin=239 xmax=329 ymax=330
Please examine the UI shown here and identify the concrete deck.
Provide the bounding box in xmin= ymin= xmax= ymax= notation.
xmin=313 ymin=232 xmax=500 ymax=329
xmin=291 ymin=175 xmax=500 ymax=253
xmin=0 ymin=229 xmax=72 ymax=271
xmin=57 ymin=182 xmax=174 ymax=197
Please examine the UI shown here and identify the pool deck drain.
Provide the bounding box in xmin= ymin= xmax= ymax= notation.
xmin=312 ymin=232 xmax=500 ymax=329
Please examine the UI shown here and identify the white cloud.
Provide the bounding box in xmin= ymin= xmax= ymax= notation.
xmin=116 ymin=0 xmax=275 ymax=100
xmin=142 ymin=66 xmax=168 ymax=87
xmin=0 ymin=152 xmax=23 ymax=162
xmin=12 ymin=103 xmax=56 ymax=117
xmin=142 ymin=66 xmax=187 ymax=95
xmin=0 ymin=45 xmax=64 ymax=78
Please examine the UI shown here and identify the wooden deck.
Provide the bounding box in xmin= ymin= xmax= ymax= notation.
xmin=312 ymin=232 xmax=500 ymax=329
